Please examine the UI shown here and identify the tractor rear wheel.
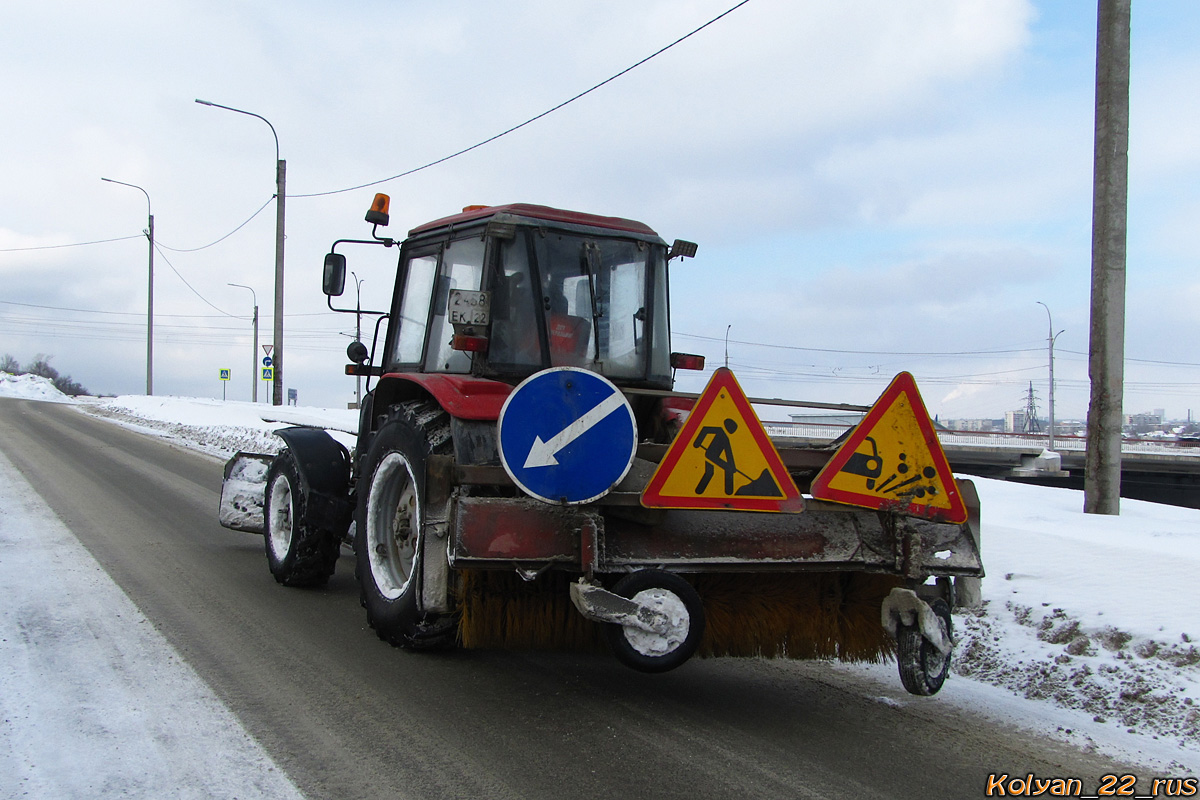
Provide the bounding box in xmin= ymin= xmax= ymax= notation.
xmin=604 ymin=570 xmax=705 ymax=673
xmin=896 ymin=597 xmax=953 ymax=696
xmin=355 ymin=400 xmax=456 ymax=650
xmin=264 ymin=449 xmax=340 ymax=587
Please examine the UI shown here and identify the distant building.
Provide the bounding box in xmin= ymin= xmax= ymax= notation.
xmin=1004 ymin=410 xmax=1027 ymax=433
xmin=944 ymin=418 xmax=999 ymax=432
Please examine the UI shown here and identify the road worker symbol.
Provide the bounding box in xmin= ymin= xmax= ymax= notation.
xmin=811 ymin=372 xmax=967 ymax=523
xmin=642 ymin=368 xmax=802 ymax=512
xmin=693 ymin=418 xmax=783 ymax=497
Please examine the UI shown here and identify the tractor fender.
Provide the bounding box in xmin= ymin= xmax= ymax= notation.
xmin=274 ymin=426 xmax=355 ymax=535
xmin=372 ymin=373 xmax=512 ymax=422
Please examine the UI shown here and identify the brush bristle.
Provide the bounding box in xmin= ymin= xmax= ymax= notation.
xmin=456 ymin=570 xmax=899 ymax=663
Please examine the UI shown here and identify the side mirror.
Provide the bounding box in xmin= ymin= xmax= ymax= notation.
xmin=346 ymin=340 xmax=369 ymax=364
xmin=323 ymin=253 xmax=346 ymax=296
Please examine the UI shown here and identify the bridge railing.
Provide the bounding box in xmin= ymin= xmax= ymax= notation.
xmin=762 ymin=422 xmax=1200 ymax=457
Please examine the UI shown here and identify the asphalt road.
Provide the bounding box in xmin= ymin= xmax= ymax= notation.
xmin=0 ymin=397 xmax=1139 ymax=800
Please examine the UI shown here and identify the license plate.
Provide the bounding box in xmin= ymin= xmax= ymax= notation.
xmin=449 ymin=290 xmax=491 ymax=326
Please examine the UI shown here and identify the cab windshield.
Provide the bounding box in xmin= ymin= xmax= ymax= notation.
xmin=487 ymin=229 xmax=670 ymax=384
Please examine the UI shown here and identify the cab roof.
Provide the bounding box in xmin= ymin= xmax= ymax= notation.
xmin=407 ymin=203 xmax=659 ymax=238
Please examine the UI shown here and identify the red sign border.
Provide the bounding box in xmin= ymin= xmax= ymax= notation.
xmin=641 ymin=368 xmax=803 ymax=512
xmin=810 ymin=371 xmax=966 ymax=523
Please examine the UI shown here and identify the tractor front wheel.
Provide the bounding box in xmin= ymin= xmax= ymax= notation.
xmin=264 ymin=449 xmax=340 ymax=587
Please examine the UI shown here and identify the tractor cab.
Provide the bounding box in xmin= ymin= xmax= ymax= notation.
xmin=325 ymin=198 xmax=698 ymax=393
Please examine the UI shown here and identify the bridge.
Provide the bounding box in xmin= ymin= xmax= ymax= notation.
xmin=764 ymin=422 xmax=1200 ymax=509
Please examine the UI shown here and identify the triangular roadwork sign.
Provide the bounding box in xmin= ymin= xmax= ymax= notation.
xmin=810 ymin=372 xmax=966 ymax=523
xmin=642 ymin=368 xmax=803 ymax=512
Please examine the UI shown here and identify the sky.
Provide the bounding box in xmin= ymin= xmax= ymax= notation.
xmin=3 ymin=1 xmax=1200 ymax=420
xmin=3 ymin=376 xmax=1198 ymax=780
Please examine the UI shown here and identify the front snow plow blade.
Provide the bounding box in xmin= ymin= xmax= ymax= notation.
xmin=218 ymin=452 xmax=274 ymax=533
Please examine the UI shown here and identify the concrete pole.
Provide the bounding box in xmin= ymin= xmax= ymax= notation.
xmin=146 ymin=213 xmax=154 ymax=396
xmin=102 ymin=179 xmax=154 ymax=395
xmin=1084 ymin=0 xmax=1130 ymax=515
xmin=252 ymin=302 xmax=259 ymax=403
xmin=273 ymin=159 xmax=286 ymax=406
xmin=1037 ymin=301 xmax=1062 ymax=452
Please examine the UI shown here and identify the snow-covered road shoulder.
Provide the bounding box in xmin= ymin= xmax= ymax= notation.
xmin=0 ymin=449 xmax=304 ymax=799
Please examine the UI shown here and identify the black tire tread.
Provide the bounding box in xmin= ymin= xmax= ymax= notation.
xmin=896 ymin=598 xmax=952 ymax=696
xmin=265 ymin=450 xmax=341 ymax=588
xmin=355 ymin=399 xmax=456 ymax=649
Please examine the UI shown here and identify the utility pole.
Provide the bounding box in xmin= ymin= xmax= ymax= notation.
xmin=102 ymin=178 xmax=153 ymax=395
xmin=1037 ymin=301 xmax=1064 ymax=452
xmin=273 ymin=158 xmax=286 ymax=406
xmin=228 ymin=283 xmax=259 ymax=403
xmin=195 ymin=99 xmax=286 ymax=406
xmin=1084 ymin=0 xmax=1131 ymax=515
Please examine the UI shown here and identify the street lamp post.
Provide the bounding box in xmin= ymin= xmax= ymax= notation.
xmin=196 ymin=98 xmax=286 ymax=406
xmin=1037 ymin=301 xmax=1065 ymax=452
xmin=228 ymin=283 xmax=259 ymax=403
xmin=101 ymin=177 xmax=154 ymax=396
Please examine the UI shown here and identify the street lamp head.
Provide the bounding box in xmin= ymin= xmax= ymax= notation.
xmin=228 ymin=282 xmax=257 ymax=307
xmin=101 ymin=177 xmax=151 ymax=215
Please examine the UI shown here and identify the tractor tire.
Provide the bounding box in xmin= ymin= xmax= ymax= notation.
xmin=604 ymin=570 xmax=705 ymax=673
xmin=264 ymin=449 xmax=341 ymax=587
xmin=896 ymin=597 xmax=953 ymax=696
xmin=355 ymin=400 xmax=457 ymax=650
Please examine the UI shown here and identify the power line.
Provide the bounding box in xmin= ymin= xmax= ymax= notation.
xmin=0 ymin=299 xmax=334 ymax=319
xmin=152 ymin=244 xmax=242 ymax=319
xmin=156 ymin=195 xmax=276 ymax=252
xmin=676 ymin=331 xmax=1044 ymax=358
xmin=291 ymin=0 xmax=753 ymax=199
xmin=0 ymin=234 xmax=143 ymax=252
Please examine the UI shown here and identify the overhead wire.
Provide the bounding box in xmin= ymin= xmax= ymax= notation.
xmin=156 ymin=195 xmax=276 ymax=252
xmin=290 ymin=0 xmax=754 ymax=199
xmin=0 ymin=234 xmax=143 ymax=252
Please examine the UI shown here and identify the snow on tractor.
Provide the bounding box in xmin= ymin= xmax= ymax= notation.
xmin=218 ymin=195 xmax=983 ymax=695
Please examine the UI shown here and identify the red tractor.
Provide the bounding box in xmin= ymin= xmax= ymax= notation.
xmin=220 ymin=196 xmax=982 ymax=695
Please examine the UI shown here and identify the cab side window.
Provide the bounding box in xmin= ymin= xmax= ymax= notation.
xmin=424 ymin=236 xmax=486 ymax=373
xmin=393 ymin=253 xmax=438 ymax=365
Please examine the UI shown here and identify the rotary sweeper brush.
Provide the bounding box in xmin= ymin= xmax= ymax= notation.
xmin=218 ymin=197 xmax=983 ymax=695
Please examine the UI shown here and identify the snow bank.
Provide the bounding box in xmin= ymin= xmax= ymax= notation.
xmin=82 ymin=395 xmax=359 ymax=458
xmin=0 ymin=449 xmax=304 ymax=799
xmin=0 ymin=372 xmax=74 ymax=403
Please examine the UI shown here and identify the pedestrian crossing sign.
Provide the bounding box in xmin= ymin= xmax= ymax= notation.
xmin=641 ymin=367 xmax=803 ymax=512
xmin=810 ymin=372 xmax=967 ymax=523
xmin=262 ymin=367 xmax=274 ymax=381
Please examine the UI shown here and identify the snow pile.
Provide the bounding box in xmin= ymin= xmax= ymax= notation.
xmin=0 ymin=372 xmax=74 ymax=403
xmin=950 ymin=478 xmax=1200 ymax=761
xmin=83 ymin=395 xmax=359 ymax=458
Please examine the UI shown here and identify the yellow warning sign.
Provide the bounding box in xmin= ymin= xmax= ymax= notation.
xmin=810 ymin=372 xmax=966 ymax=523
xmin=642 ymin=368 xmax=803 ymax=512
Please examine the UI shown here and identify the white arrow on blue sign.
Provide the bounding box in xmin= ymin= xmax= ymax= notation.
xmin=498 ymin=367 xmax=637 ymax=505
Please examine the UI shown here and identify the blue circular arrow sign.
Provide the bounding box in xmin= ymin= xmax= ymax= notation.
xmin=262 ymin=356 xmax=273 ymax=367
xmin=498 ymin=367 xmax=637 ymax=505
